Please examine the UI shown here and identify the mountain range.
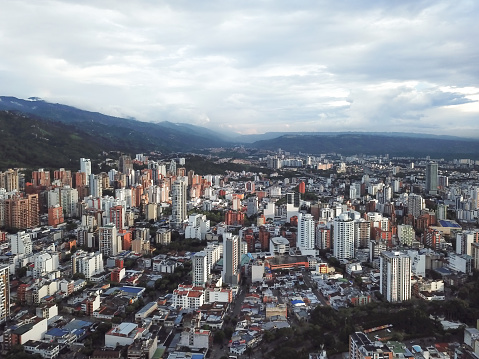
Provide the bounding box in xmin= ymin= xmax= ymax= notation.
xmin=1 ymin=96 xmax=479 ymax=169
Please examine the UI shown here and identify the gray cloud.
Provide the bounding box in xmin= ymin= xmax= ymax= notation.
xmin=0 ymin=0 xmax=478 ymax=136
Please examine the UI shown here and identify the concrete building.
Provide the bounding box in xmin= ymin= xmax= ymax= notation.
xmin=9 ymin=231 xmax=33 ymax=255
xmin=72 ymin=250 xmax=104 ymax=280
xmin=380 ymin=251 xmax=411 ymax=302
xmin=426 ymin=162 xmax=438 ymax=195
xmin=456 ymin=230 xmax=479 ymax=256
xmin=171 ymin=177 xmax=187 ymax=229
xmin=99 ymin=224 xmax=120 ymax=257
xmin=0 ymin=265 xmax=9 ymax=323
xmin=398 ymin=225 xmax=415 ymax=246
xmin=105 ymin=323 xmax=143 ymax=348
xmin=192 ymin=251 xmax=208 ymax=287
xmin=333 ymin=213 xmax=355 ymax=260
xmin=408 ymin=194 xmax=425 ymax=218
xmin=297 ymin=212 xmax=315 ymax=250
xmin=270 ymin=236 xmax=290 ymax=255
xmin=222 ymin=233 xmax=240 ymax=286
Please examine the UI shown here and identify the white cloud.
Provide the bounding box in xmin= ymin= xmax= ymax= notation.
xmin=0 ymin=0 xmax=478 ymax=136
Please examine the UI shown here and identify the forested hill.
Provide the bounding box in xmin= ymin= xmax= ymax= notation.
xmin=0 ymin=111 xmax=110 ymax=169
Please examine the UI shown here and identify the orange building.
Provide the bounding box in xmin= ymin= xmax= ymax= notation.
xmin=224 ymin=210 xmax=244 ymax=226
xmin=48 ymin=205 xmax=64 ymax=227
xmin=4 ymin=193 xmax=39 ymax=229
xmin=119 ymin=229 xmax=132 ymax=251
xmin=74 ymin=171 xmax=87 ymax=188
xmin=54 ymin=168 xmax=72 ymax=187
xmin=298 ymin=181 xmax=305 ymax=194
xmin=31 ymin=169 xmax=51 ymax=188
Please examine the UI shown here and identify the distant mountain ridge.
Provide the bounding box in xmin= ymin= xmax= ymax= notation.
xmin=1 ymin=96 xmax=479 ymax=162
xmin=248 ymin=133 xmax=479 ymax=159
xmin=0 ymin=96 xmax=230 ymax=152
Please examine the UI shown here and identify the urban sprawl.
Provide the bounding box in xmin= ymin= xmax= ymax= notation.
xmin=1 ymin=150 xmax=479 ymax=359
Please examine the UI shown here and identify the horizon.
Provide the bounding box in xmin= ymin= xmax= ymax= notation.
xmin=0 ymin=1 xmax=478 ymax=136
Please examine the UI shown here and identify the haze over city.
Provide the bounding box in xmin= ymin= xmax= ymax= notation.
xmin=0 ymin=0 xmax=478 ymax=136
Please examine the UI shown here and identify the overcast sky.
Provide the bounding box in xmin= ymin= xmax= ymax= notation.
xmin=0 ymin=1 xmax=478 ymax=136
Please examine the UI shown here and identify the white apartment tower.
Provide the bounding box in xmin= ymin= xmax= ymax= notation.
xmin=333 ymin=213 xmax=355 ymax=259
xmin=192 ymin=251 xmax=208 ymax=287
xmin=80 ymin=158 xmax=92 ymax=178
xmin=89 ymin=174 xmax=102 ymax=198
xmin=171 ymin=178 xmax=187 ymax=229
xmin=99 ymin=224 xmax=119 ymax=257
xmin=297 ymin=212 xmax=315 ymax=250
xmin=380 ymin=251 xmax=411 ymax=302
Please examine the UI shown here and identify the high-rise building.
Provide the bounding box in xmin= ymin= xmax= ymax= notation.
xmin=80 ymin=158 xmax=92 ymax=178
xmin=297 ymin=213 xmax=315 ymax=250
xmin=0 ymin=265 xmax=10 ymax=323
xmin=89 ymin=174 xmax=102 ymax=198
xmin=4 ymin=194 xmax=39 ymax=229
xmin=119 ymin=155 xmax=133 ymax=174
xmin=54 ymin=168 xmax=72 ymax=187
xmin=31 ymin=168 xmax=51 ymax=187
xmin=222 ymin=233 xmax=240 ymax=285
xmin=0 ymin=169 xmax=19 ymax=192
xmin=192 ymin=251 xmax=208 ymax=287
xmin=60 ymin=186 xmax=79 ymax=218
xmin=426 ymin=162 xmax=438 ymax=195
xmin=99 ymin=224 xmax=119 ymax=257
xmin=316 ymin=224 xmax=331 ymax=250
xmin=380 ymin=251 xmax=411 ymax=302
xmin=110 ymin=205 xmax=125 ymax=230
xmin=333 ymin=213 xmax=355 ymax=259
xmin=456 ymin=230 xmax=479 ymax=256
xmin=407 ymin=193 xmax=425 ymax=218
xmin=354 ymin=219 xmax=370 ymax=248
xmin=171 ymin=178 xmax=187 ymax=229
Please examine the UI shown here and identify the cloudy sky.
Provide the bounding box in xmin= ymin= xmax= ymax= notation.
xmin=0 ymin=1 xmax=478 ymax=136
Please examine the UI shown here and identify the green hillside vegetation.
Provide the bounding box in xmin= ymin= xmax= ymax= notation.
xmin=0 ymin=96 xmax=229 ymax=152
xmin=0 ymin=111 xmax=106 ymax=169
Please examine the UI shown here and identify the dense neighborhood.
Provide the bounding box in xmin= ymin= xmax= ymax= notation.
xmin=1 ymin=150 xmax=479 ymax=359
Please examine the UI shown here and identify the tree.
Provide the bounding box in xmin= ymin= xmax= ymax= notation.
xmin=214 ymin=330 xmax=225 ymax=344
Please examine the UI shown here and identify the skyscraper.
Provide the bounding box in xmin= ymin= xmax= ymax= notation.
xmin=0 ymin=265 xmax=10 ymax=323
xmin=80 ymin=158 xmax=92 ymax=178
xmin=119 ymin=155 xmax=133 ymax=174
xmin=99 ymin=224 xmax=119 ymax=257
xmin=192 ymin=251 xmax=208 ymax=287
xmin=426 ymin=162 xmax=438 ymax=195
xmin=297 ymin=212 xmax=315 ymax=250
xmin=333 ymin=213 xmax=355 ymax=259
xmin=171 ymin=178 xmax=187 ymax=229
xmin=222 ymin=233 xmax=240 ymax=285
xmin=380 ymin=251 xmax=411 ymax=302
xmin=407 ymin=193 xmax=425 ymax=218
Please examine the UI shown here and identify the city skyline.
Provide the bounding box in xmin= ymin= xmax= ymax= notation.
xmin=0 ymin=1 xmax=478 ymax=137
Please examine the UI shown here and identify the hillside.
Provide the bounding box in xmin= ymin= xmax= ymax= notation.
xmin=0 ymin=111 xmax=107 ymax=169
xmin=0 ymin=96 xmax=229 ymax=152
